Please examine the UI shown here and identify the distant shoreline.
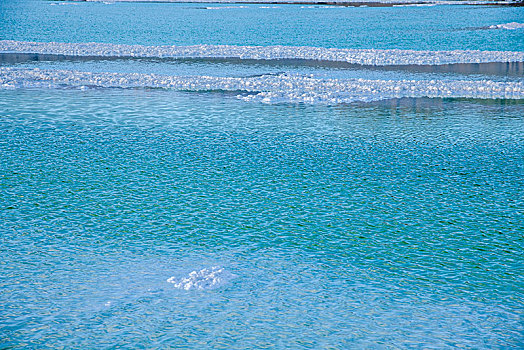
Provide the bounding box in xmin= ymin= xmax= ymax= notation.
xmin=49 ymin=0 xmax=524 ymax=8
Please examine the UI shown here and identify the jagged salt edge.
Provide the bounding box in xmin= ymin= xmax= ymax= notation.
xmin=1 ymin=68 xmax=523 ymax=103
xmin=1 ymin=40 xmax=523 ymax=66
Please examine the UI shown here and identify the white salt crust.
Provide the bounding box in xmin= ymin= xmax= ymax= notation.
xmin=1 ymin=67 xmax=522 ymax=104
xmin=489 ymin=22 xmax=524 ymax=30
xmin=1 ymin=40 xmax=523 ymax=66
xmin=167 ymin=267 xmax=233 ymax=290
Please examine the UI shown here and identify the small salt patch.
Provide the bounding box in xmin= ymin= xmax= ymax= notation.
xmin=167 ymin=267 xmax=234 ymax=291
xmin=489 ymin=22 xmax=524 ymax=30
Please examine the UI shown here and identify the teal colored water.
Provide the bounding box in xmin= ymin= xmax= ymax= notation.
xmin=1 ymin=89 xmax=523 ymax=348
xmin=1 ymin=1 xmax=524 ymax=348
xmin=0 ymin=0 xmax=523 ymax=51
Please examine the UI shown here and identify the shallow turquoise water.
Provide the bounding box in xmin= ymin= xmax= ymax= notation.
xmin=1 ymin=0 xmax=524 ymax=348
xmin=1 ymin=89 xmax=523 ymax=348
xmin=0 ymin=0 xmax=523 ymax=51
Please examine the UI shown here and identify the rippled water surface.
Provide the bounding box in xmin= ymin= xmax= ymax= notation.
xmin=1 ymin=0 xmax=523 ymax=348
xmin=1 ymin=89 xmax=523 ymax=348
xmin=0 ymin=0 xmax=523 ymax=51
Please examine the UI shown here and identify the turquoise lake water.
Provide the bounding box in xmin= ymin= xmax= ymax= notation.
xmin=1 ymin=1 xmax=523 ymax=348
xmin=1 ymin=0 xmax=523 ymax=51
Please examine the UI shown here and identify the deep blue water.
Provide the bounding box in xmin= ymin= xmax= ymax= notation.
xmin=1 ymin=1 xmax=523 ymax=348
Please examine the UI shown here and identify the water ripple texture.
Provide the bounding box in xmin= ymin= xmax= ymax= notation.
xmin=1 ymin=88 xmax=523 ymax=348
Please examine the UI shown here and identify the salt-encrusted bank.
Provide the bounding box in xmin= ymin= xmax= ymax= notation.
xmin=1 ymin=40 xmax=523 ymax=66
xmin=1 ymin=67 xmax=522 ymax=104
